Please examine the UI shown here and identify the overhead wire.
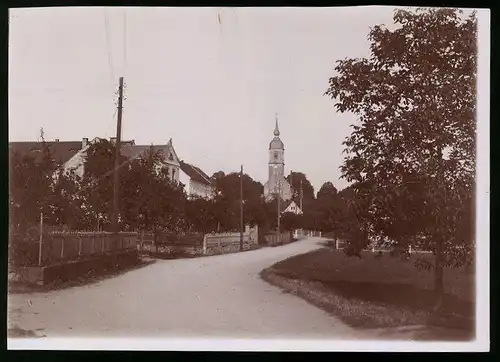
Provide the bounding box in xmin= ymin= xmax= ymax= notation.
xmin=104 ymin=8 xmax=115 ymax=83
xmin=123 ymin=8 xmax=127 ymax=79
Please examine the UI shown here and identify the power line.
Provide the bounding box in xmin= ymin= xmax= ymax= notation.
xmin=104 ymin=107 xmax=118 ymax=139
xmin=104 ymin=9 xmax=115 ymax=82
xmin=123 ymin=9 xmax=127 ymax=78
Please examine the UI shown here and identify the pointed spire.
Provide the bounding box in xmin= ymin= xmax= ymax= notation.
xmin=274 ymin=113 xmax=280 ymax=137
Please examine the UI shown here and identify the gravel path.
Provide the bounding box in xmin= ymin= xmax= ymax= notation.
xmin=8 ymin=238 xmax=365 ymax=339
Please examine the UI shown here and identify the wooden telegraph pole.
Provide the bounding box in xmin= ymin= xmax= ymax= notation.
xmin=300 ymin=179 xmax=303 ymax=211
xmin=276 ymin=180 xmax=281 ymax=236
xmin=240 ymin=165 xmax=244 ymax=251
xmin=112 ymin=77 xmax=124 ymax=249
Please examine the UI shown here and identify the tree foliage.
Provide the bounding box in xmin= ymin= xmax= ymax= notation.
xmin=286 ymin=171 xmax=315 ymax=201
xmin=120 ymin=146 xmax=186 ymax=232
xmin=317 ymin=181 xmax=338 ymax=202
xmin=324 ymin=8 xmax=477 ymax=294
xmin=210 ymin=171 xmax=266 ymax=231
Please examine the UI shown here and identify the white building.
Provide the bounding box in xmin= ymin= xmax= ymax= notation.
xmin=59 ymin=137 xmax=181 ymax=184
xmin=179 ymin=161 xmax=215 ymax=199
xmin=281 ymin=200 xmax=303 ymax=215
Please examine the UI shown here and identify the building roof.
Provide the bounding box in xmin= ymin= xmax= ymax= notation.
xmin=9 ymin=141 xmax=82 ymax=165
xmin=269 ymin=137 xmax=284 ymax=150
xmin=120 ymin=145 xmax=167 ymax=160
xmin=179 ymin=161 xmax=212 ymax=186
xmin=269 ymin=115 xmax=284 ymax=150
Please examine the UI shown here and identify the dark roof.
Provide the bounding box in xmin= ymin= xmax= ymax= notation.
xmin=120 ymin=145 xmax=168 ymax=160
xmin=9 ymin=141 xmax=82 ymax=165
xmin=179 ymin=161 xmax=212 ymax=186
xmin=281 ymin=200 xmax=293 ymax=213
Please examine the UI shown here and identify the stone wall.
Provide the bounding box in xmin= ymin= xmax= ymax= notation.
xmin=203 ymin=225 xmax=259 ymax=255
xmin=142 ymin=243 xmax=204 ymax=257
xmin=14 ymin=249 xmax=139 ymax=286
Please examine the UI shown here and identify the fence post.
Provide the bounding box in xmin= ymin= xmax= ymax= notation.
xmin=140 ymin=230 xmax=144 ymax=257
xmin=409 ymin=245 xmax=412 ymax=254
xmin=60 ymin=236 xmax=65 ymax=260
xmin=78 ymin=236 xmax=83 ymax=257
xmin=203 ymin=234 xmax=207 ymax=255
xmin=92 ymin=232 xmax=96 ymax=255
xmin=102 ymin=234 xmax=105 ymax=253
xmin=336 ymin=239 xmax=339 ymax=250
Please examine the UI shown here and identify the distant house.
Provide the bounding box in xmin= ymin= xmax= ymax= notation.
xmin=281 ymin=200 xmax=303 ymax=215
xmin=10 ymin=137 xmax=212 ymax=192
xmin=58 ymin=137 xmax=181 ymax=183
xmin=179 ymin=161 xmax=215 ymax=200
xmin=120 ymin=138 xmax=180 ymax=184
xmin=9 ymin=139 xmax=84 ymax=167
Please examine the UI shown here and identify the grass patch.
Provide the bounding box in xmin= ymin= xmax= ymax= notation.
xmin=8 ymin=258 xmax=156 ymax=295
xmin=261 ymin=248 xmax=474 ymax=340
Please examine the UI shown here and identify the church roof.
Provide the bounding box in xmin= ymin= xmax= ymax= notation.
xmin=269 ymin=114 xmax=284 ymax=149
xmin=269 ymin=137 xmax=284 ymax=150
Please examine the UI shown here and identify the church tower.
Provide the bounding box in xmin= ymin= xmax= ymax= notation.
xmin=264 ymin=114 xmax=292 ymax=202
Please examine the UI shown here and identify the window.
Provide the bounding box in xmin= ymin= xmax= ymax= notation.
xmin=169 ymin=153 xmax=174 ymax=161
xmin=171 ymin=168 xmax=176 ymax=181
xmin=274 ymin=152 xmax=278 ymax=160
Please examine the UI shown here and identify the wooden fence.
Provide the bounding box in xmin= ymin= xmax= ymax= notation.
xmin=332 ymin=239 xmax=432 ymax=254
xmin=140 ymin=231 xmax=204 ymax=247
xmin=10 ymin=232 xmax=138 ymax=267
xmin=265 ymin=231 xmax=292 ymax=246
xmin=203 ymin=225 xmax=259 ymax=254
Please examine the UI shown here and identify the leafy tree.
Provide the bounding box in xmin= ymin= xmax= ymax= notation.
xmin=9 ymin=137 xmax=57 ymax=232
xmin=324 ymin=8 xmax=476 ymax=297
xmin=211 ymin=171 xmax=226 ymax=183
xmin=211 ymin=171 xmax=265 ymax=231
xmin=281 ymin=212 xmax=303 ymax=231
xmin=300 ymin=198 xmax=323 ymax=231
xmin=185 ymin=196 xmax=216 ymax=233
xmin=286 ymin=171 xmax=315 ymax=201
xmin=120 ymin=146 xmax=186 ymax=232
xmin=317 ymin=181 xmax=338 ymax=202
xmin=50 ymin=168 xmax=89 ymax=230
xmin=80 ymin=139 xmax=120 ymax=230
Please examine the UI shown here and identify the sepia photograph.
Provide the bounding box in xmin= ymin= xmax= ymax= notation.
xmin=7 ymin=6 xmax=489 ymax=351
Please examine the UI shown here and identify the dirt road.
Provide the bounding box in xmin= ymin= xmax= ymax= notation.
xmin=8 ymin=238 xmax=364 ymax=339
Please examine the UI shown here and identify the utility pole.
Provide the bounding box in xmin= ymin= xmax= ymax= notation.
xmin=300 ymin=179 xmax=303 ymax=211
xmin=239 ymin=165 xmax=244 ymax=251
xmin=112 ymin=76 xmax=124 ymax=248
xmin=276 ymin=180 xmax=281 ymax=235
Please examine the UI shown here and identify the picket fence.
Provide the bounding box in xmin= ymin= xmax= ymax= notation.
xmin=10 ymin=231 xmax=138 ymax=267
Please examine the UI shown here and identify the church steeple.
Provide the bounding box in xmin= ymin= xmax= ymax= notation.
xmin=274 ymin=113 xmax=280 ymax=137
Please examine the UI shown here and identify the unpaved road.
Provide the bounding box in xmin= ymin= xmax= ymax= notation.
xmin=8 ymin=237 xmax=367 ymax=340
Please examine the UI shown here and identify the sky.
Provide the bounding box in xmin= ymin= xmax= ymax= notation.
xmin=9 ymin=6 xmax=400 ymax=192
